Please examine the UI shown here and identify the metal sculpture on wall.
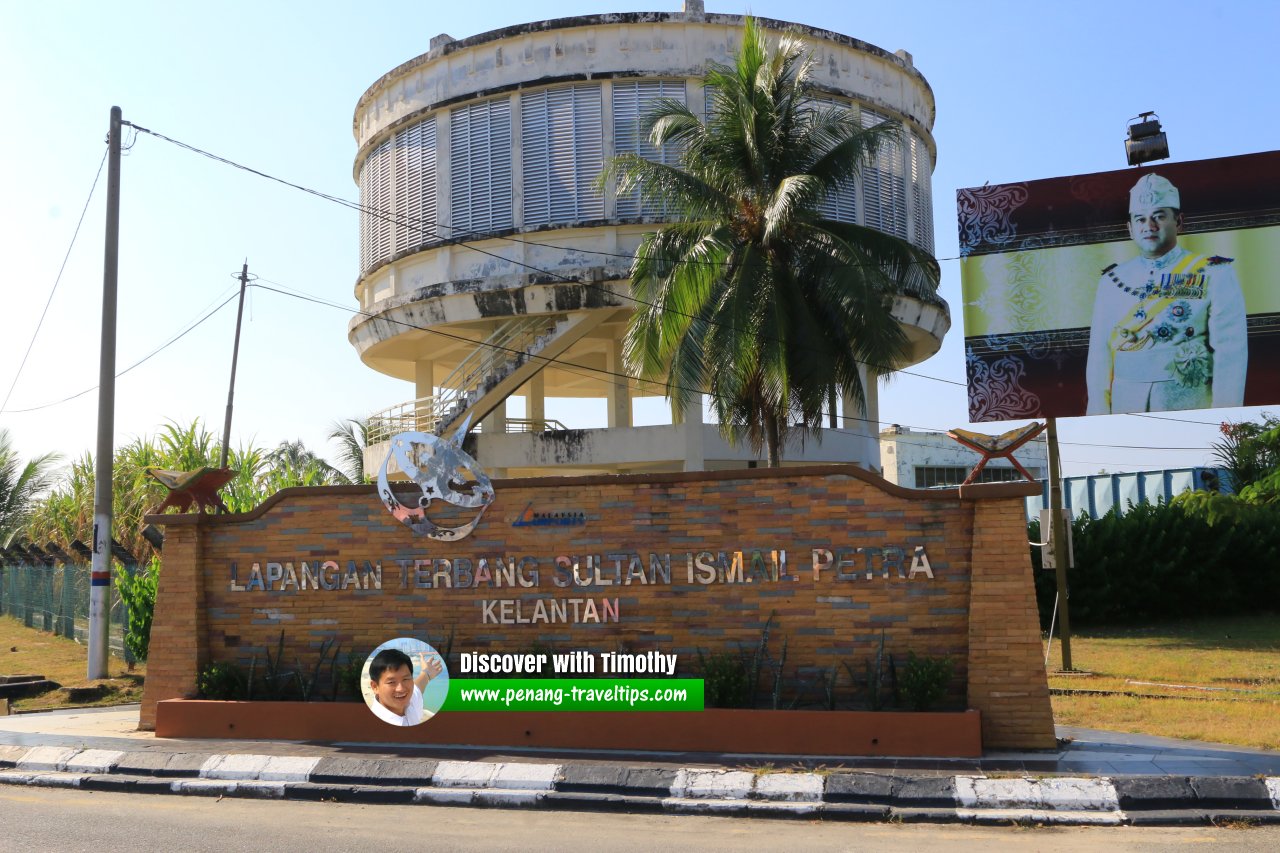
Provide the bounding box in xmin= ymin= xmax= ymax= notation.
xmin=146 ymin=466 xmax=237 ymax=514
xmin=946 ymin=423 xmax=1045 ymax=486
xmin=377 ymin=417 xmax=495 ymax=541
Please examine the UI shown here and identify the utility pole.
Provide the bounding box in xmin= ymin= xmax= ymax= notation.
xmin=88 ymin=106 xmax=123 ymax=681
xmin=1046 ymin=416 xmax=1073 ymax=671
xmin=220 ymin=261 xmax=250 ymax=470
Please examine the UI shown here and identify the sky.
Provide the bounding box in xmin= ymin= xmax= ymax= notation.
xmin=1 ymin=0 xmax=1277 ymax=480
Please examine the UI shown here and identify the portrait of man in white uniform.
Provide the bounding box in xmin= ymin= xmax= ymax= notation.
xmin=1085 ymin=174 xmax=1247 ymax=414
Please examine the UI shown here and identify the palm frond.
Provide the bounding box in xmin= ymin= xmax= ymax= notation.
xmin=603 ymin=16 xmax=937 ymax=465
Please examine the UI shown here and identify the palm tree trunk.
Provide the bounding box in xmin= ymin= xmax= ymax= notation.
xmin=766 ymin=412 xmax=781 ymax=468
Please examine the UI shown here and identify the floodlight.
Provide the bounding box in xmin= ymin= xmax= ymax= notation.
xmin=1126 ymin=112 xmax=1169 ymax=166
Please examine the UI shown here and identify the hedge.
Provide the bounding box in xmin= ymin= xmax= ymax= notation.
xmin=1029 ymin=498 xmax=1280 ymax=627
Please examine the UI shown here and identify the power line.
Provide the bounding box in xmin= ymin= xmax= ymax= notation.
xmin=120 ymin=123 xmax=1261 ymax=430
xmin=251 ymin=281 xmax=674 ymax=396
xmin=119 ymin=126 xmax=1224 ymax=456
xmin=126 ymin=121 xmax=968 ymax=269
xmin=0 ymin=292 xmax=241 ymax=415
xmin=1129 ymin=412 xmax=1234 ymax=427
xmin=1 ymin=146 xmax=109 ymax=413
xmin=251 ymin=279 xmax=1219 ymax=456
xmin=822 ymin=421 xmax=1214 ymax=452
xmin=126 ymin=122 xmax=965 ymax=389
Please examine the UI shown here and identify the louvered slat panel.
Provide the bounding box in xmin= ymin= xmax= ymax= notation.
xmin=810 ymin=96 xmax=857 ymax=225
xmin=450 ymin=99 xmax=513 ymax=235
xmin=573 ymin=85 xmax=604 ymax=220
xmin=546 ymin=88 xmax=575 ymax=223
xmin=860 ymin=107 xmax=908 ymax=240
xmin=521 ymin=90 xmax=551 ymax=225
xmin=450 ymin=106 xmax=471 ymax=234
xmin=358 ymin=159 xmax=370 ymax=272
xmin=885 ymin=133 xmax=908 ymax=240
xmin=420 ymin=118 xmax=438 ymax=245
xmin=394 ymin=123 xmax=417 ymax=253
xmin=489 ymin=100 xmax=513 ymax=231
xmin=861 ymin=110 xmax=887 ymax=234
xmin=614 ymin=80 xmax=685 ymax=219
xmin=373 ymin=139 xmax=393 ymax=264
xmin=522 ymin=85 xmax=602 ymax=226
xmin=359 ymin=141 xmax=392 ymax=271
xmin=910 ymin=133 xmax=934 ymax=254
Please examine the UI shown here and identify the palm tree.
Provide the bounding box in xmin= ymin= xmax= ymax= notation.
xmin=20 ymin=419 xmax=362 ymax=561
xmin=328 ymin=418 xmax=369 ymax=484
xmin=266 ymin=439 xmax=348 ymax=486
xmin=0 ymin=428 xmax=61 ymax=546
xmin=610 ymin=18 xmax=939 ymax=466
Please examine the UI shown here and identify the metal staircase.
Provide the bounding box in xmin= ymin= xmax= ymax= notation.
xmin=365 ymin=308 xmax=626 ymax=478
xmin=434 ymin=309 xmax=622 ymax=435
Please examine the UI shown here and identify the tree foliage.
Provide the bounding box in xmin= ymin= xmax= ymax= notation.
xmin=608 ymin=18 xmax=939 ymax=465
xmin=115 ymin=555 xmax=159 ymax=662
xmin=1212 ymin=413 xmax=1280 ymax=505
xmin=0 ymin=428 xmax=61 ymax=546
xmin=327 ymin=417 xmax=369 ymax=484
xmin=1031 ymin=499 xmax=1280 ymax=626
xmin=20 ymin=419 xmax=350 ymax=562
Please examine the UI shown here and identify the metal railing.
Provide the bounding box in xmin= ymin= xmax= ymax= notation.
xmin=0 ymin=562 xmax=130 ymax=659
xmin=367 ymin=314 xmax=567 ymax=444
xmin=436 ymin=315 xmax=560 ymax=417
xmin=367 ymin=396 xmax=440 ymax=444
xmin=504 ymin=418 xmax=569 ymax=433
xmin=368 ymin=410 xmax=574 ymax=445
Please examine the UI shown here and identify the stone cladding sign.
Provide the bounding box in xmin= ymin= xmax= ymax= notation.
xmin=141 ymin=466 xmax=1054 ymax=749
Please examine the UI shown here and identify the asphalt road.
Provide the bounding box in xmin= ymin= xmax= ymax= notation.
xmin=2 ymin=787 xmax=1277 ymax=852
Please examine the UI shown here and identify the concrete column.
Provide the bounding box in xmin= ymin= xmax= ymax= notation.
xmin=528 ymin=372 xmax=546 ymax=427
xmin=482 ymin=398 xmax=507 ymax=435
xmin=842 ymin=366 xmax=881 ymax=472
xmin=414 ymin=359 xmax=434 ymax=431
xmin=968 ymin=497 xmax=1057 ymax=749
xmin=435 ymin=113 xmax=450 ymax=230
xmin=414 ymin=359 xmax=435 ymax=400
xmin=600 ymin=81 xmax=617 ymax=219
xmin=510 ymin=92 xmax=524 ymax=230
xmin=682 ymin=394 xmax=704 ymax=472
xmin=139 ymin=519 xmax=205 ymax=730
xmin=605 ymin=337 xmax=631 ymax=429
xmin=480 ymin=398 xmax=509 ymax=479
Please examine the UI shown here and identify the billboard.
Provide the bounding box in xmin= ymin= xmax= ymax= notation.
xmin=958 ymin=150 xmax=1280 ymax=421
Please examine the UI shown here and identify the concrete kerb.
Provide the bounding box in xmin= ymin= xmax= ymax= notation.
xmin=1 ymin=744 xmax=1280 ymax=824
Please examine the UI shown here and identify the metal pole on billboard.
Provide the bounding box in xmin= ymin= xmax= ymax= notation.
xmin=1046 ymin=416 xmax=1073 ymax=671
xmin=89 ymin=106 xmax=123 ymax=681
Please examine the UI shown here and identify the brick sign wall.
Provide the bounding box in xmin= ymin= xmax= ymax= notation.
xmin=141 ymin=466 xmax=1054 ymax=748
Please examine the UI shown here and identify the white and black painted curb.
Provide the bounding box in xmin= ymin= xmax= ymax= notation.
xmin=2 ymin=746 xmax=1280 ymax=825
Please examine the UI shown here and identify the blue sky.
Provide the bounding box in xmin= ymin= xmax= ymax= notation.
xmin=2 ymin=0 xmax=1277 ymax=477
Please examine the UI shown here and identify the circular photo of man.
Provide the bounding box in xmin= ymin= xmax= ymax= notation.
xmin=360 ymin=638 xmax=449 ymax=726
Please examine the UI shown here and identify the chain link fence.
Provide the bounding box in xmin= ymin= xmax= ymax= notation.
xmin=0 ymin=561 xmax=132 ymax=662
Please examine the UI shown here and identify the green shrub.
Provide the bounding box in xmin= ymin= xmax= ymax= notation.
xmin=697 ymin=649 xmax=753 ymax=708
xmin=899 ymin=652 xmax=953 ymax=711
xmin=1030 ymin=499 xmax=1280 ymax=627
xmin=198 ymin=661 xmax=248 ymax=700
xmin=863 ymin=629 xmax=890 ymax=711
xmin=333 ymin=653 xmax=363 ymax=700
xmin=114 ymin=556 xmax=159 ymax=662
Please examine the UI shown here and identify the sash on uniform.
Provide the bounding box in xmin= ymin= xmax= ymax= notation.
xmin=1106 ymin=253 xmax=1212 ymax=405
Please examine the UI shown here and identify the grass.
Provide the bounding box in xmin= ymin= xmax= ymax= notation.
xmin=1045 ymin=614 xmax=1280 ymax=750
xmin=1 ymin=616 xmax=144 ymax=712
